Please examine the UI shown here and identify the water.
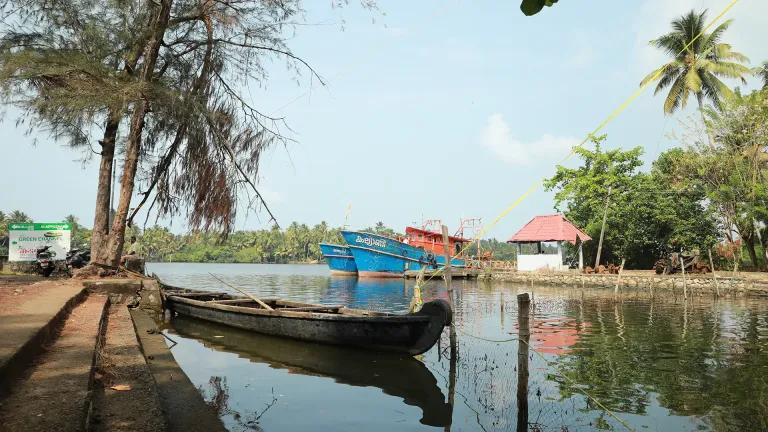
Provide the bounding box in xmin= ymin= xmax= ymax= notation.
xmin=148 ymin=262 xmax=768 ymax=432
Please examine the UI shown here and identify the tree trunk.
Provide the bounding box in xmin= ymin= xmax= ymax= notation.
xmin=103 ymin=0 xmax=173 ymax=266
xmin=744 ymin=235 xmax=761 ymax=271
xmin=90 ymin=111 xmax=120 ymax=264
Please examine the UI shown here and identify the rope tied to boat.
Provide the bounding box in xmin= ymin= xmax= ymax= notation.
xmin=408 ymin=265 xmax=428 ymax=313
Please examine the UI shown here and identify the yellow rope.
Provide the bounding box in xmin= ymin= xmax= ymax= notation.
xmin=423 ymin=0 xmax=741 ymax=284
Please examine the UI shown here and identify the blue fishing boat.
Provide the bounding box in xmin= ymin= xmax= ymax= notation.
xmin=319 ymin=243 xmax=358 ymax=276
xmin=340 ymin=230 xmax=466 ymax=278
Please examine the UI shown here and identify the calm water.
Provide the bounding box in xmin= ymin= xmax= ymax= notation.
xmin=148 ymin=262 xmax=768 ymax=432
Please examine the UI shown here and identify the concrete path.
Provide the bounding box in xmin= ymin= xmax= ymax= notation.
xmin=0 ymin=280 xmax=85 ymax=387
xmin=91 ymin=304 xmax=166 ymax=432
xmin=0 ymin=294 xmax=108 ymax=432
xmin=131 ymin=309 xmax=227 ymax=432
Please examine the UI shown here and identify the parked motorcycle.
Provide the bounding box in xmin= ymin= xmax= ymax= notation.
xmin=66 ymin=247 xmax=91 ymax=273
xmin=35 ymin=245 xmax=56 ymax=277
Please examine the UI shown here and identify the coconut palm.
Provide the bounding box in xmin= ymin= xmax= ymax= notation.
xmin=640 ymin=10 xmax=751 ymax=114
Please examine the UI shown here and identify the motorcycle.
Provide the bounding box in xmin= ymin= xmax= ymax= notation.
xmin=35 ymin=245 xmax=57 ymax=277
xmin=65 ymin=247 xmax=91 ymax=273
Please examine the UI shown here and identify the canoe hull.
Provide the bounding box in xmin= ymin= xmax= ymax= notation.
xmin=165 ymin=295 xmax=450 ymax=355
xmin=319 ymin=243 xmax=358 ymax=275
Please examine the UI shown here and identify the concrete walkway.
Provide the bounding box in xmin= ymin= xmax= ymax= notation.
xmin=0 ymin=279 xmax=86 ymax=388
xmin=0 ymin=294 xmax=108 ymax=431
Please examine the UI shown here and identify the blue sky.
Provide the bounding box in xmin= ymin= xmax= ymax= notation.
xmin=1 ymin=0 xmax=766 ymax=239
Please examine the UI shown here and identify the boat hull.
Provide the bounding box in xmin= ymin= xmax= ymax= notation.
xmin=341 ymin=230 xmax=465 ymax=278
xmin=163 ymin=291 xmax=451 ymax=355
xmin=319 ymin=243 xmax=358 ymax=275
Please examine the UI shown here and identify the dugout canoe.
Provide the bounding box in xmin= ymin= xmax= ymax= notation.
xmin=159 ymin=282 xmax=451 ymax=356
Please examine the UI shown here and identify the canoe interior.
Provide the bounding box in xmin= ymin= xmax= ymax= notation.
xmin=163 ymin=289 xmax=392 ymax=317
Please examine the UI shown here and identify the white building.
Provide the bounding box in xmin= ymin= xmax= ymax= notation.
xmin=507 ymin=214 xmax=591 ymax=272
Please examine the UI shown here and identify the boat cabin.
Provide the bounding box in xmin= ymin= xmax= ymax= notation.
xmin=405 ymin=226 xmax=469 ymax=257
xmin=507 ymin=214 xmax=591 ymax=271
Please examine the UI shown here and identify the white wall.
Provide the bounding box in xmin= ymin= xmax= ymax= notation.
xmin=517 ymin=254 xmax=564 ymax=271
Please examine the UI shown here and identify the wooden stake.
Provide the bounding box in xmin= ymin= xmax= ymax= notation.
xmin=441 ymin=225 xmax=457 ymax=432
xmin=680 ymin=254 xmax=687 ymax=301
xmin=209 ymin=273 xmax=274 ymax=311
xmin=516 ymin=293 xmax=530 ymax=432
xmin=708 ymin=248 xmax=719 ymax=298
xmin=614 ymin=258 xmax=625 ymax=297
xmin=441 ymin=226 xmax=457 ymax=356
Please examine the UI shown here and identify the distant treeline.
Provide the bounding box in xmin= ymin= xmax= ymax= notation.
xmin=1 ymin=213 xmax=517 ymax=263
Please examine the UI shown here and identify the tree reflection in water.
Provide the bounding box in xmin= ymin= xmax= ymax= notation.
xmin=200 ymin=376 xmax=278 ymax=432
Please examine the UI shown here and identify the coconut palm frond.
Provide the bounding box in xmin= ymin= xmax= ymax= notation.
xmin=713 ymin=44 xmax=749 ymax=63
xmin=664 ymin=75 xmax=686 ymax=114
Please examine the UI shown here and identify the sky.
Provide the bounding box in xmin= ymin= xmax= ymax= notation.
xmin=1 ymin=0 xmax=767 ymax=240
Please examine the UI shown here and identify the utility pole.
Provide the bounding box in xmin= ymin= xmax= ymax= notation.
xmin=594 ymin=185 xmax=612 ymax=269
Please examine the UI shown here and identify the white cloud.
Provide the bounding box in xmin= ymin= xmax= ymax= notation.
xmin=481 ymin=114 xmax=579 ymax=166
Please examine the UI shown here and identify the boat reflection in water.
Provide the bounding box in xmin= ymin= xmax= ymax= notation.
xmin=323 ymin=276 xmax=412 ymax=312
xmin=167 ymin=315 xmax=452 ymax=427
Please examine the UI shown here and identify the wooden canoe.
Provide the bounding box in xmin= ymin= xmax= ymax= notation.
xmin=159 ymin=281 xmax=451 ymax=356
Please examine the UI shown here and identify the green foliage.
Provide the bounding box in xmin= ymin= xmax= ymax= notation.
xmin=640 ymin=10 xmax=750 ymax=114
xmin=544 ymin=135 xmax=718 ymax=268
xmin=64 ymin=214 xmax=91 ymax=249
xmin=692 ymin=89 xmax=768 ymax=269
xmin=141 ymin=222 xmax=346 ymax=263
xmin=362 ymin=222 xmax=401 ymax=238
xmin=520 ymin=0 xmax=560 ymax=16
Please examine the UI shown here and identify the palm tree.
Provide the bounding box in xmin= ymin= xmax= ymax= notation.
xmin=641 ymin=10 xmax=751 ymax=114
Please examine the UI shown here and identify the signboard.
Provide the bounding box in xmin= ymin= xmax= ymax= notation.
xmin=8 ymin=223 xmax=71 ymax=262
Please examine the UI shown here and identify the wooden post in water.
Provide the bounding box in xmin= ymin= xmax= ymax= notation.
xmin=516 ymin=293 xmax=530 ymax=432
xmin=614 ymin=258 xmax=625 ymax=297
xmin=708 ymin=248 xmax=720 ymax=298
xmin=441 ymin=226 xmax=456 ymax=356
xmin=594 ymin=185 xmax=612 ymax=269
xmin=681 ymin=253 xmax=688 ymax=300
xmin=441 ymin=225 xmax=457 ymax=432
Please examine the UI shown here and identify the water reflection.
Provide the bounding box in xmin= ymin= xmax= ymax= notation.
xmin=168 ymin=315 xmax=452 ymax=427
xmin=149 ymin=263 xmax=768 ymax=432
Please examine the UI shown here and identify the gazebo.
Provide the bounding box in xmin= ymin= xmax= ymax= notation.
xmin=508 ymin=214 xmax=591 ymax=271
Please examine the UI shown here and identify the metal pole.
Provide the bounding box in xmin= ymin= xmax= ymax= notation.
xmin=594 ymin=185 xmax=612 ymax=268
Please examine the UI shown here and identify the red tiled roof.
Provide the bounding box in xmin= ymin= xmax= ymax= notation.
xmin=507 ymin=214 xmax=591 ymax=244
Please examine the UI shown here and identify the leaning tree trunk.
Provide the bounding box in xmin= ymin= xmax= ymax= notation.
xmin=90 ymin=111 xmax=120 ymax=265
xmin=103 ymin=0 xmax=173 ymax=266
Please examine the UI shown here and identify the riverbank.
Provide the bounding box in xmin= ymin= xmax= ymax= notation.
xmin=0 ymin=276 xmax=223 ymax=431
xmin=483 ymin=269 xmax=768 ymax=296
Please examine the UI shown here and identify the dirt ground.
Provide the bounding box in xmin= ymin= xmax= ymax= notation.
xmin=0 ymin=276 xmax=78 ymax=314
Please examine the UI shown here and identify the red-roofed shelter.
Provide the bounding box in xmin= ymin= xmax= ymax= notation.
xmin=508 ymin=214 xmax=591 ymax=271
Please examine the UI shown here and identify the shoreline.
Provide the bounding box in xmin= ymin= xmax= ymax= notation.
xmin=482 ymin=270 xmax=768 ymax=297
